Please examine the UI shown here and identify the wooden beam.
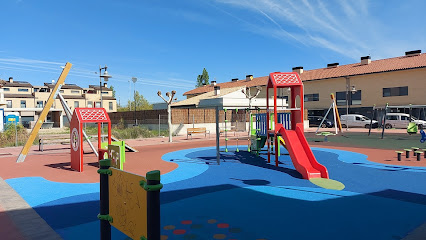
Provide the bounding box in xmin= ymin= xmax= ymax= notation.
xmin=16 ymin=62 xmax=72 ymax=163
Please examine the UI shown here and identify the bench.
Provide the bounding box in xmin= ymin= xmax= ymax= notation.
xmin=187 ymin=127 xmax=210 ymax=139
xmin=39 ymin=135 xmax=70 ymax=151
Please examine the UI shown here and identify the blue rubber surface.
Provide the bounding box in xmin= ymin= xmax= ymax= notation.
xmin=6 ymin=145 xmax=426 ymax=240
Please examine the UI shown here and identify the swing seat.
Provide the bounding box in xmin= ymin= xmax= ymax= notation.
xmin=407 ymin=122 xmax=418 ymax=134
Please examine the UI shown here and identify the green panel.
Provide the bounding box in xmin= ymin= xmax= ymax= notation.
xmin=102 ymin=141 xmax=126 ymax=169
xmin=309 ymin=178 xmax=345 ymax=190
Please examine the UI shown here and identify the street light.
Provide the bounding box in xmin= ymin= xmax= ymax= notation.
xmin=99 ymin=65 xmax=112 ymax=109
xmin=132 ymin=77 xmax=137 ymax=126
xmin=345 ymin=83 xmax=357 ymax=129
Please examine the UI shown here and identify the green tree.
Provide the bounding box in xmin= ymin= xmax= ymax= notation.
xmin=110 ymin=85 xmax=116 ymax=98
xmin=126 ymin=91 xmax=153 ymax=111
xmin=196 ymin=68 xmax=209 ymax=87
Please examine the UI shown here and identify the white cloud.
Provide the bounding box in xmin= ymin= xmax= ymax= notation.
xmin=213 ymin=0 xmax=423 ymax=61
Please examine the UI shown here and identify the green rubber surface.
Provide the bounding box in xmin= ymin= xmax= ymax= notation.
xmin=309 ymin=178 xmax=345 ymax=190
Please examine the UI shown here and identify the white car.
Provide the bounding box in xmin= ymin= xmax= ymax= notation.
xmin=384 ymin=113 xmax=426 ymax=129
xmin=340 ymin=114 xmax=378 ymax=128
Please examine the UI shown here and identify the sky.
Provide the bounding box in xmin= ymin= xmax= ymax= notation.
xmin=0 ymin=0 xmax=425 ymax=105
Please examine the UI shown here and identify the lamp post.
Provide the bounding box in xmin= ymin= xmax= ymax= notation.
xmin=99 ymin=65 xmax=112 ymax=109
xmin=132 ymin=77 xmax=137 ymax=126
xmin=345 ymin=78 xmax=356 ymax=130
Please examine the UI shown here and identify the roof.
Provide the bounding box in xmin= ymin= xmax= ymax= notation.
xmin=173 ymin=86 xmax=245 ymax=108
xmin=102 ymin=96 xmax=116 ymax=100
xmin=44 ymin=83 xmax=83 ymax=90
xmin=88 ymin=85 xmax=112 ymax=91
xmin=4 ymin=94 xmax=34 ymax=98
xmin=3 ymin=81 xmax=33 ymax=88
xmin=184 ymin=52 xmax=426 ymax=95
xmin=59 ymin=95 xmax=85 ymax=99
xmin=302 ymin=53 xmax=426 ymax=81
xmin=183 ymin=77 xmax=267 ymax=96
xmin=268 ymin=72 xmax=302 ymax=87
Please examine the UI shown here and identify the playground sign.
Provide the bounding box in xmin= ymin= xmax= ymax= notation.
xmin=107 ymin=145 xmax=122 ymax=169
xmin=109 ymin=168 xmax=147 ymax=239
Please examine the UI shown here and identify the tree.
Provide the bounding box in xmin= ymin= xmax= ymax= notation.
xmin=196 ymin=68 xmax=209 ymax=87
xmin=110 ymin=85 xmax=116 ymax=98
xmin=126 ymin=91 xmax=153 ymax=111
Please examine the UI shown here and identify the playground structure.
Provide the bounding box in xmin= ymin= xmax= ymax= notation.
xmin=315 ymin=93 xmax=343 ymax=134
xmin=266 ymin=72 xmax=329 ymax=180
xmin=369 ymin=104 xmax=426 ymax=139
xmin=70 ymin=108 xmax=111 ymax=172
xmin=98 ymin=158 xmax=162 ymax=240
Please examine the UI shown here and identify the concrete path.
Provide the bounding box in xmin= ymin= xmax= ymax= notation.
xmin=0 ymin=177 xmax=62 ymax=240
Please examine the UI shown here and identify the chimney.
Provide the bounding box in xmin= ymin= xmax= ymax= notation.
xmin=361 ymin=56 xmax=371 ymax=65
xmin=246 ymin=75 xmax=253 ymax=81
xmin=292 ymin=66 xmax=304 ymax=74
xmin=104 ymin=82 xmax=107 ymax=88
xmin=9 ymin=77 xmax=13 ymax=83
xmin=214 ymin=86 xmax=220 ymax=95
xmin=405 ymin=50 xmax=421 ymax=57
xmin=327 ymin=63 xmax=339 ymax=68
xmin=211 ymin=81 xmax=217 ymax=86
xmin=231 ymin=78 xmax=239 ymax=82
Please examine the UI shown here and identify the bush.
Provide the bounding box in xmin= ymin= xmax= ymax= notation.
xmin=0 ymin=123 xmax=30 ymax=147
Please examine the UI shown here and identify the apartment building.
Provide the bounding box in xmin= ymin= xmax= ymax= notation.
xmin=0 ymin=77 xmax=117 ymax=128
xmin=183 ymin=50 xmax=426 ymax=118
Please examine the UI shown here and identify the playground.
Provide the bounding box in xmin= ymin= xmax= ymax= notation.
xmin=1 ymin=72 xmax=426 ymax=240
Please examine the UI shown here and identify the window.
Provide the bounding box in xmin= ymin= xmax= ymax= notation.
xmin=18 ymin=88 xmax=29 ymax=92
xmin=401 ymin=116 xmax=410 ymax=121
xmin=336 ymin=90 xmax=362 ymax=105
xmin=60 ymin=90 xmax=64 ymax=93
xmin=304 ymin=93 xmax=319 ymax=102
xmin=20 ymin=100 xmax=26 ymax=108
xmin=6 ymin=100 xmax=12 ymax=108
xmin=383 ymin=86 xmax=408 ymax=97
xmin=386 ymin=115 xmax=398 ymax=120
xmin=351 ymin=90 xmax=362 ymax=105
xmin=3 ymin=88 xmax=10 ymax=91
xmin=101 ymin=91 xmax=109 ymax=94
xmin=87 ymin=101 xmax=93 ymax=108
xmin=36 ymin=101 xmax=43 ymax=108
xmin=71 ymin=90 xmax=80 ymax=94
xmin=95 ymin=102 xmax=101 ymax=108
xmin=109 ymin=102 xmax=113 ymax=110
xmin=74 ymin=101 xmax=79 ymax=108
xmin=335 ymin=92 xmax=346 ymax=106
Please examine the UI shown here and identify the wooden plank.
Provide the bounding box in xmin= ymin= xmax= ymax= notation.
xmin=17 ymin=62 xmax=72 ymax=163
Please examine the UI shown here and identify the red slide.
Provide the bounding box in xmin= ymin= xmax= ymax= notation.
xmin=276 ymin=123 xmax=329 ymax=180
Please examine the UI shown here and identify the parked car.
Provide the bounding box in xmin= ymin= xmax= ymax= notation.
xmin=340 ymin=114 xmax=378 ymax=128
xmin=383 ymin=113 xmax=426 ymax=129
xmin=308 ymin=116 xmax=334 ymax=128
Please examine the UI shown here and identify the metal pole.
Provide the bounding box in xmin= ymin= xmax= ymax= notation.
xmin=146 ymin=170 xmax=162 ymax=240
xmin=99 ymin=159 xmax=111 ymax=240
xmin=158 ymin=114 xmax=161 ymax=137
xmin=134 ymin=82 xmax=137 ymax=126
xmin=346 ymin=77 xmax=349 ymax=130
xmin=216 ymin=106 xmax=220 ymax=165
xmin=15 ymin=121 xmax=18 ymax=147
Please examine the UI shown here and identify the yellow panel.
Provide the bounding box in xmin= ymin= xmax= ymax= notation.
xmin=17 ymin=62 xmax=72 ymax=163
xmin=109 ymin=168 xmax=147 ymax=239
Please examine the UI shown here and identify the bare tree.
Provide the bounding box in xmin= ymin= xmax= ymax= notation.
xmin=157 ymin=90 xmax=176 ymax=142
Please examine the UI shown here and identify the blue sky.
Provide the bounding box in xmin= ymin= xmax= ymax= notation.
xmin=0 ymin=0 xmax=425 ymax=104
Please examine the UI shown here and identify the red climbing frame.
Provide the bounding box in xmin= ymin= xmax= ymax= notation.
xmin=266 ymin=72 xmax=328 ymax=179
xmin=70 ymin=108 xmax=111 ymax=172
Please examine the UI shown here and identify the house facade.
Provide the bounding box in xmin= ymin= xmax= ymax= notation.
xmin=183 ymin=50 xmax=426 ymax=119
xmin=0 ymin=77 xmax=117 ymax=128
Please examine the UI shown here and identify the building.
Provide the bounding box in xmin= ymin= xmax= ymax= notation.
xmin=183 ymin=50 xmax=426 ymax=118
xmin=0 ymin=77 xmax=117 ymax=128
